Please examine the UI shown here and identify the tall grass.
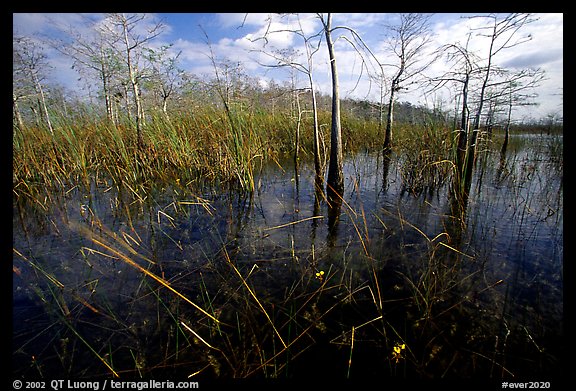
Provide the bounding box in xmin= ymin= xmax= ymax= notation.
xmin=394 ymin=121 xmax=454 ymax=195
xmin=13 ymin=107 xmax=296 ymax=201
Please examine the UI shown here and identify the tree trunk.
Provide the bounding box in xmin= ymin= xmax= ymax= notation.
xmin=13 ymin=93 xmax=25 ymax=130
xmin=100 ymin=48 xmax=114 ymax=123
xmin=383 ymin=89 xmax=395 ymax=151
xmin=501 ymin=97 xmax=513 ymax=155
xmin=122 ymin=83 xmax=132 ymax=122
xmin=455 ymin=75 xmax=469 ymax=177
xmin=383 ymin=55 xmax=404 ymax=152
xmin=122 ymin=18 xmax=144 ymax=149
xmin=323 ymin=14 xmax=344 ymax=200
xmin=294 ymin=92 xmax=302 ymax=166
xmin=309 ymin=74 xmax=323 ymax=183
xmin=33 ymin=73 xmax=53 ymax=135
xmin=133 ymin=80 xmax=144 ymax=148
xmin=137 ymin=81 xmax=146 ymax=127
xmin=162 ymin=96 xmax=169 ymax=121
xmin=464 ymin=23 xmax=496 ymax=187
xmin=30 ymin=105 xmax=41 ymax=128
xmin=378 ymin=80 xmax=385 ymax=134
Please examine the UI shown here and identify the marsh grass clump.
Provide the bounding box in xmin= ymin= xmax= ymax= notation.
xmin=13 ymin=107 xmax=298 ymax=204
xmin=395 ymin=123 xmax=454 ymax=195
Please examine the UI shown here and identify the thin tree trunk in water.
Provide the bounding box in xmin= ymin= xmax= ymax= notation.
xmin=463 ymin=129 xmax=479 ymax=187
xmin=464 ymin=22 xmax=496 ymax=187
xmin=383 ymin=88 xmax=395 ymax=152
xmin=501 ymin=89 xmax=513 ymax=155
xmin=378 ymin=81 xmax=386 ymax=136
xmin=294 ymin=93 xmax=302 ymax=168
xmin=455 ymin=75 xmax=469 ymax=186
xmin=383 ymin=51 xmax=404 ymax=153
xmin=130 ymin=71 xmax=146 ymax=144
xmin=323 ymin=14 xmax=344 ymax=200
xmin=309 ymin=75 xmax=323 ymax=183
xmin=382 ymin=148 xmax=392 ymax=192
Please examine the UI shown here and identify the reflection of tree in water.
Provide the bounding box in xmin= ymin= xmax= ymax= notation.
xmin=326 ymin=181 xmax=343 ymax=249
xmin=381 ymin=148 xmax=393 ymax=193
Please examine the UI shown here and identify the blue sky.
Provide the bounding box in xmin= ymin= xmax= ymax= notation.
xmin=13 ymin=13 xmax=563 ymax=122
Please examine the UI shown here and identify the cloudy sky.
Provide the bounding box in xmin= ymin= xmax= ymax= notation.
xmin=13 ymin=12 xmax=563 ymax=122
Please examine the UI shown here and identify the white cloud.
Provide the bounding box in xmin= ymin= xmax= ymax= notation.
xmin=13 ymin=12 xmax=562 ymax=121
xmin=215 ymin=13 xmax=271 ymax=29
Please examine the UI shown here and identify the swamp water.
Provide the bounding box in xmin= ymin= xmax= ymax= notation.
xmin=13 ymin=133 xmax=563 ymax=380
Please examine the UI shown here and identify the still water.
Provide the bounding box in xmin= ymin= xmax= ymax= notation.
xmin=13 ymin=133 xmax=563 ymax=379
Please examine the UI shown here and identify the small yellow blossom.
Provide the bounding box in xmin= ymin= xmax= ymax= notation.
xmin=391 ymin=342 xmax=406 ymax=363
xmin=315 ymin=270 xmax=325 ymax=281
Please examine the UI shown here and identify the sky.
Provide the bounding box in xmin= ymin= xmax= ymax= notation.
xmin=13 ymin=12 xmax=563 ymax=123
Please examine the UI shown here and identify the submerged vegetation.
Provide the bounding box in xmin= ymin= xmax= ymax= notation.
xmin=13 ymin=97 xmax=563 ymax=381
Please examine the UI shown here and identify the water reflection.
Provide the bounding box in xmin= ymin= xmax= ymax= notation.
xmin=13 ymin=134 xmax=563 ymax=379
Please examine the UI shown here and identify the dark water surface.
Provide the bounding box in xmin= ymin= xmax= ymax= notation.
xmin=13 ymin=133 xmax=563 ymax=380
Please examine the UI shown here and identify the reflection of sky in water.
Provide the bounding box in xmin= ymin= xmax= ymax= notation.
xmin=208 ymin=136 xmax=563 ymax=332
xmin=13 ymin=133 xmax=563 ymax=365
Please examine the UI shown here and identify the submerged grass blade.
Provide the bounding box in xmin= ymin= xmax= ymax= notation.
xmin=222 ymin=247 xmax=287 ymax=349
xmin=61 ymin=315 xmax=120 ymax=378
xmin=72 ymin=219 xmax=221 ymax=325
xmin=90 ymin=237 xmax=221 ymax=325
xmin=263 ymin=215 xmax=324 ymax=231
xmin=347 ymin=326 xmax=355 ymax=379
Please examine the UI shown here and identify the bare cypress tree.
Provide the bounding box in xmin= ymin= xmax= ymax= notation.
xmin=102 ymin=13 xmax=165 ymax=149
xmin=251 ymin=13 xmax=384 ymax=196
xmin=463 ymin=13 xmax=536 ymax=185
xmin=382 ymin=13 xmax=434 ymax=152
xmin=319 ymin=13 xmax=344 ymax=199
xmin=47 ymin=15 xmax=122 ymax=125
xmin=490 ymin=68 xmax=545 ymax=154
xmin=250 ymin=13 xmax=325 ymax=183
xmin=13 ymin=39 xmax=31 ymax=130
xmin=13 ymin=36 xmax=54 ymax=135
xmin=428 ymin=39 xmax=479 ymax=180
xmin=144 ymin=45 xmax=184 ymax=121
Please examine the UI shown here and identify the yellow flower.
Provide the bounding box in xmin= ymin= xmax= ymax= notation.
xmin=315 ymin=270 xmax=325 ymax=281
xmin=391 ymin=342 xmax=406 ymax=363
